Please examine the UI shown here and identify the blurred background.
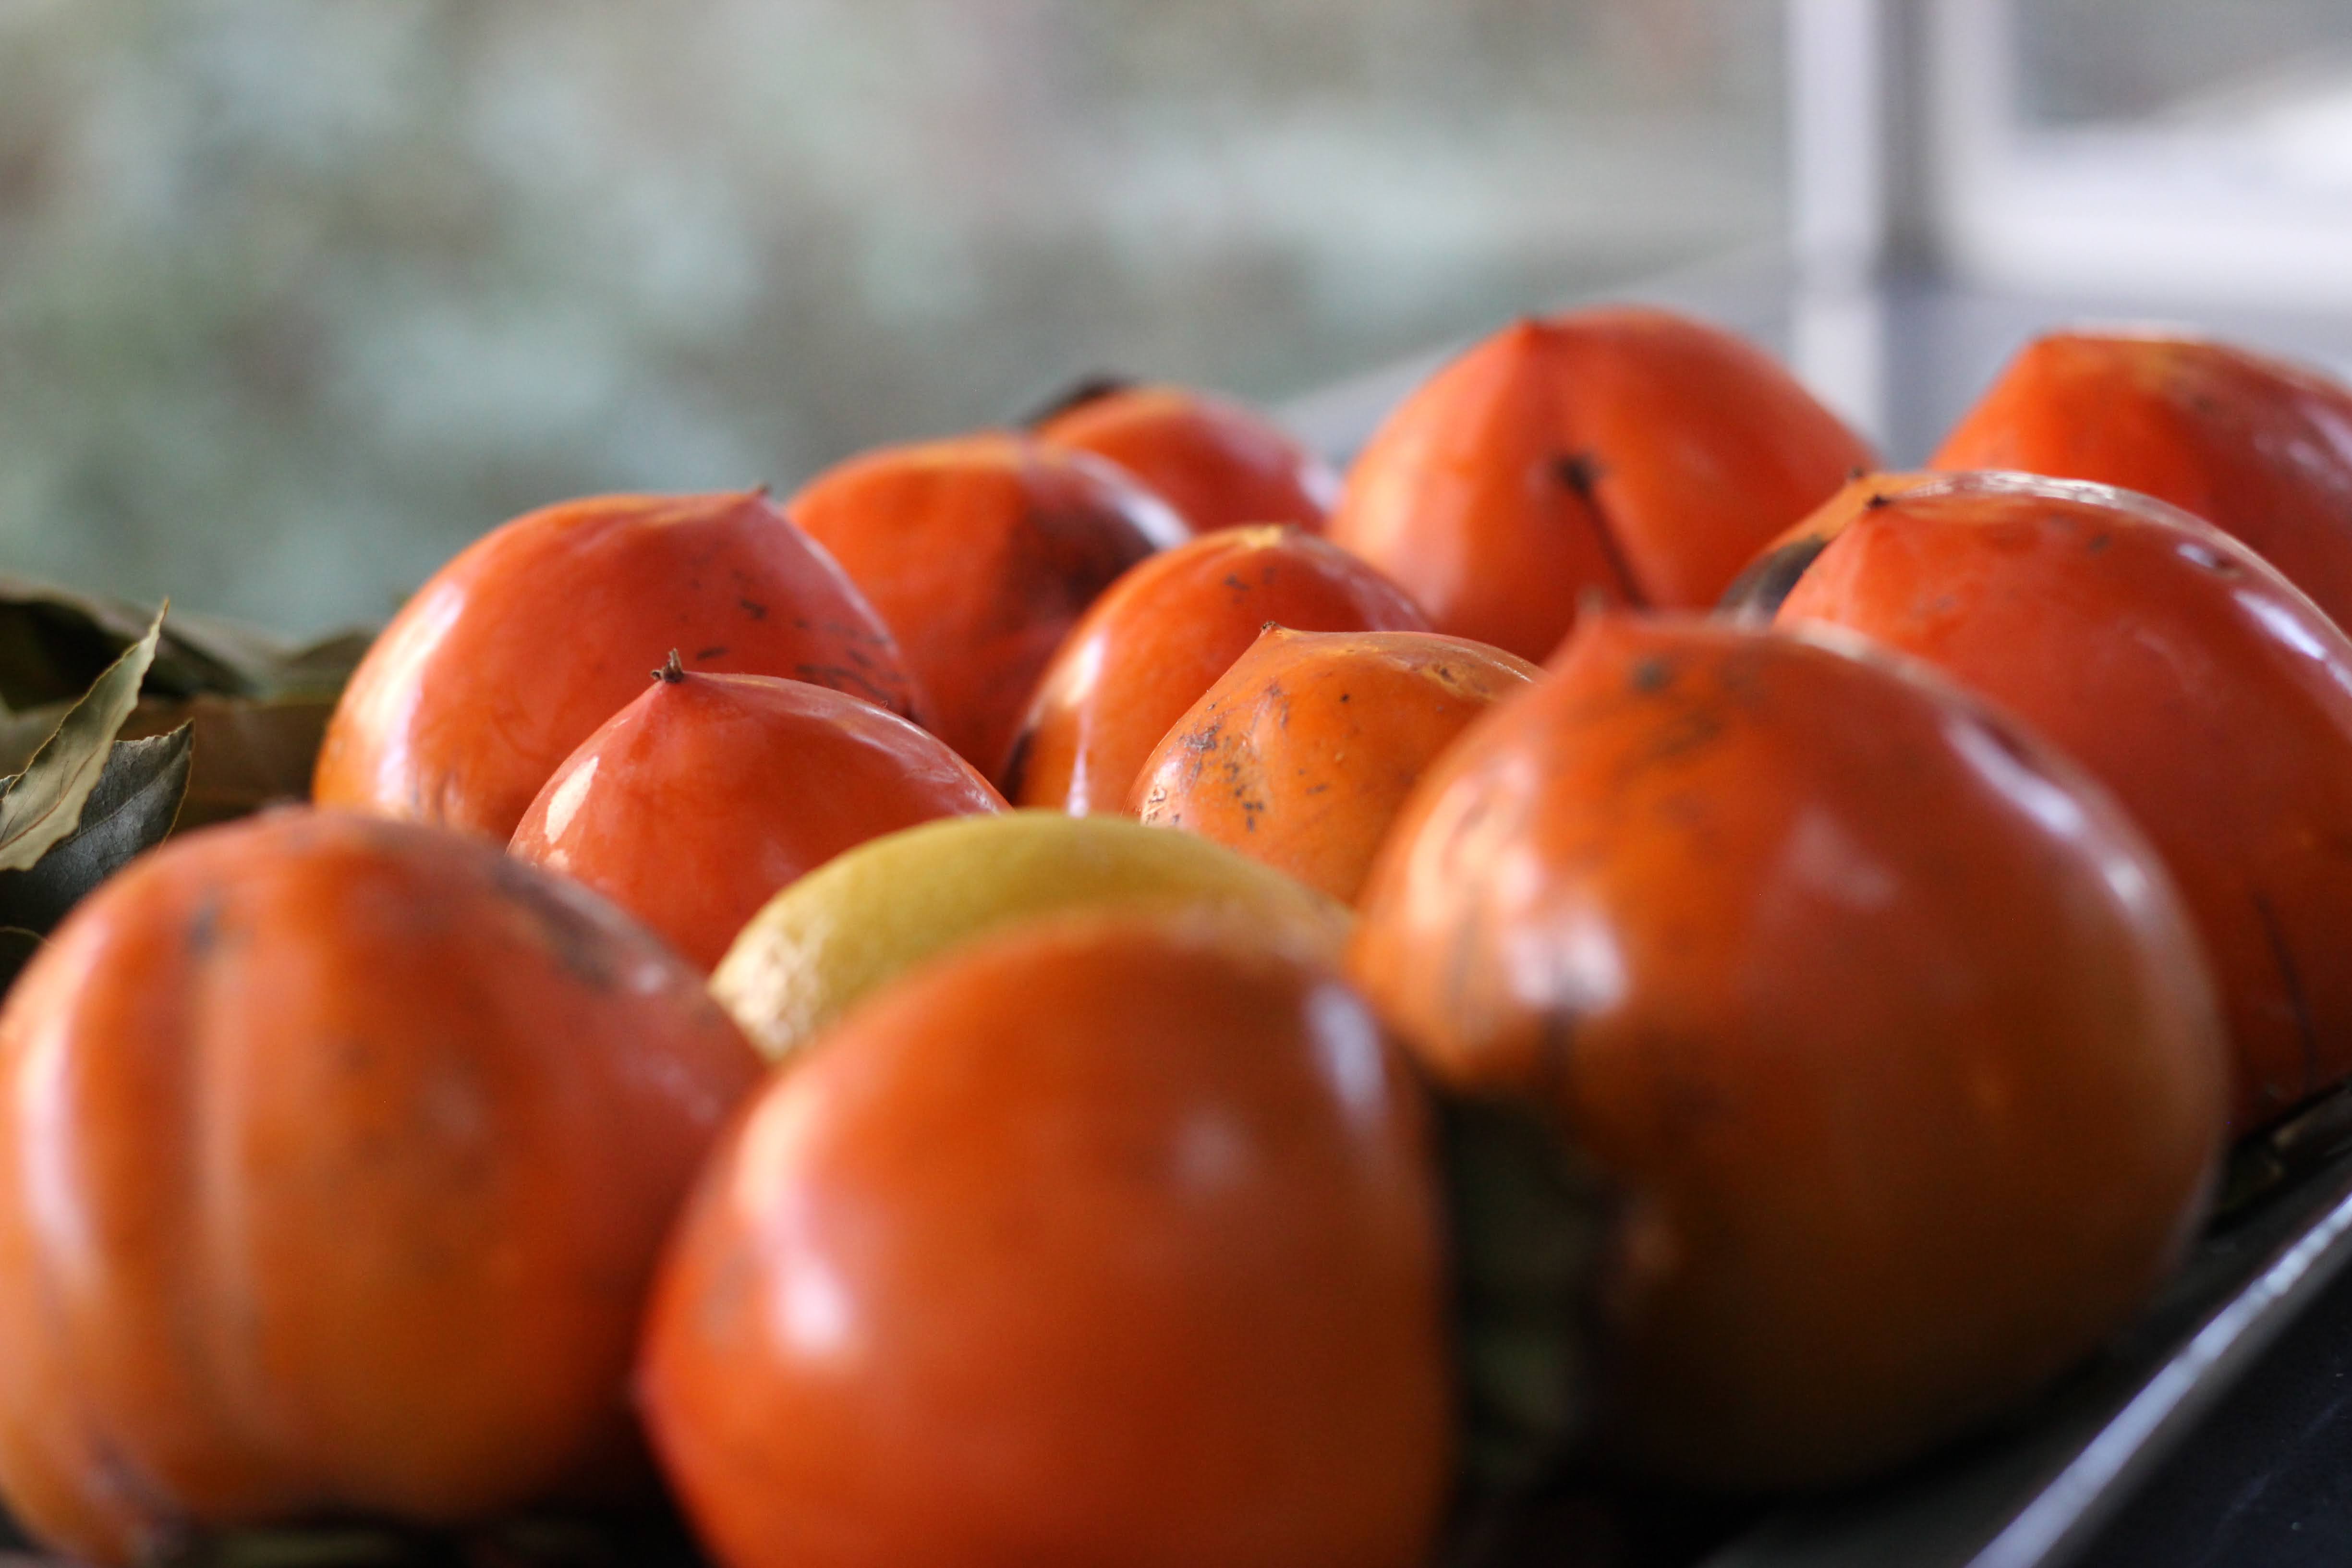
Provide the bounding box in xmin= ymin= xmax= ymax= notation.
xmin=0 ymin=0 xmax=2348 ymax=635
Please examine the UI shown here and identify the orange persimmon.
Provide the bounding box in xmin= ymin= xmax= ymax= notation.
xmin=1030 ymin=379 xmax=1342 ymax=535
xmin=1326 ymin=306 xmax=1872 ymax=661
xmin=1132 ymin=628 xmax=1539 ymax=904
xmin=1732 ymin=470 xmax=2352 ymax=1134
xmin=1351 ymin=614 xmax=2226 ymax=1489
xmin=1933 ymin=331 xmax=2352 ymax=631
xmin=786 ymin=434 xmax=1186 ymax=783
xmin=315 ymin=490 xmax=925 ymax=841
xmin=1006 ymin=526 xmax=1427 ymax=814
xmin=512 ymin=660 xmax=1006 ymax=970
xmin=640 ymin=913 xmax=1452 ymax=1568
xmin=0 ymin=810 xmax=762 ymax=1563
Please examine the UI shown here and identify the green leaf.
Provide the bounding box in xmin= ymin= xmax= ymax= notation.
xmin=0 ymin=726 xmax=191 ymax=936
xmin=1438 ymin=1091 xmax=1611 ymax=1503
xmin=0 ymin=608 xmax=165 ymax=873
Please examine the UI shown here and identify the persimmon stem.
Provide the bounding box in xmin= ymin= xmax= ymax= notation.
xmin=654 ymin=650 xmax=686 ymax=684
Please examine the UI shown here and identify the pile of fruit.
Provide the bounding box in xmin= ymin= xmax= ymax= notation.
xmin=0 ymin=309 xmax=2348 ymax=1567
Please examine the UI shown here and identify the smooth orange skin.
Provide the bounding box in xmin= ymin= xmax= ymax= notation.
xmin=787 ymin=434 xmax=1188 ymax=784
xmin=640 ymin=914 xmax=1453 ymax=1568
xmin=512 ymin=671 xmax=1007 ymax=971
xmin=1133 ymin=628 xmax=1539 ymax=905
xmin=1351 ymin=615 xmax=2227 ymax=1488
xmin=315 ymin=490 xmax=924 ymax=842
xmin=1033 ymin=383 xmax=1343 ymax=536
xmin=0 ymin=810 xmax=763 ymax=1564
xmin=1006 ymin=527 xmax=1428 ymax=814
xmin=1933 ymin=331 xmax=2352 ymax=631
xmin=1326 ymin=307 xmax=1873 ymax=662
xmin=1763 ymin=472 xmax=2352 ymax=1133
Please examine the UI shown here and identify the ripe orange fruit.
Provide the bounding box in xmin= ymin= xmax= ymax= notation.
xmin=1006 ymin=526 xmax=1427 ymax=814
xmin=1326 ymin=307 xmax=1872 ymax=661
xmin=1932 ymin=331 xmax=2352 ymax=630
xmin=1737 ymin=471 xmax=2352 ymax=1132
xmin=641 ymin=912 xmax=1452 ymax=1568
xmin=314 ymin=490 xmax=925 ymax=841
xmin=1030 ymin=380 xmax=1342 ymax=535
xmin=511 ymin=661 xmax=1006 ymax=970
xmin=787 ymin=434 xmax=1186 ymax=783
xmin=0 ymin=809 xmax=762 ymax=1564
xmin=1351 ymin=614 xmax=2226 ymax=1488
xmin=1132 ymin=627 xmax=1539 ymax=904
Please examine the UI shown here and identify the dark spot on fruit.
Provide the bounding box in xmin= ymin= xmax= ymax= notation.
xmin=1630 ymin=656 xmax=1675 ymax=693
xmin=1865 ymin=493 xmax=1891 ymax=510
xmin=1623 ymin=709 xmax=1726 ymax=778
xmin=2087 ymin=533 xmax=2113 ymax=554
xmin=694 ymin=645 xmax=727 ymax=662
xmin=186 ymin=894 xmax=224 ymax=958
xmin=797 ymin=664 xmax=906 ymax=713
xmin=1552 ymin=452 xmax=1602 ymax=498
xmin=1719 ymin=536 xmax=1829 ymax=620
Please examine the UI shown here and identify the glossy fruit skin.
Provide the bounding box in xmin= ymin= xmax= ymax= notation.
xmin=1032 ymin=382 xmax=1343 ymax=536
xmin=0 ymin=809 xmax=763 ymax=1564
xmin=787 ymin=434 xmax=1188 ymax=783
xmin=1932 ymin=331 xmax=2352 ymax=631
xmin=511 ymin=669 xmax=1006 ymax=971
xmin=1133 ymin=627 xmax=1539 ymax=904
xmin=315 ymin=490 xmax=925 ymax=842
xmin=1750 ymin=471 xmax=2352 ymax=1133
xmin=1351 ymin=615 xmax=2227 ymax=1489
xmin=643 ymin=914 xmax=1453 ymax=1568
xmin=1006 ymin=526 xmax=1428 ymax=814
xmin=1325 ymin=307 xmax=1873 ymax=662
xmin=710 ymin=810 xmax=1352 ymax=1065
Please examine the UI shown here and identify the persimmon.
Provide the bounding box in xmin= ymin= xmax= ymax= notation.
xmin=1733 ymin=471 xmax=2352 ymax=1133
xmin=786 ymin=433 xmax=1187 ymax=783
xmin=1006 ymin=526 xmax=1427 ymax=814
xmin=1325 ymin=306 xmax=1872 ymax=662
xmin=1029 ymin=379 xmax=1343 ymax=535
xmin=315 ymin=489 xmax=924 ymax=841
xmin=0 ymin=809 xmax=762 ymax=1564
xmin=641 ymin=912 xmax=1452 ymax=1568
xmin=1132 ymin=627 xmax=1539 ymax=904
xmin=1351 ymin=614 xmax=2227 ymax=1489
xmin=511 ymin=658 xmax=1006 ymax=971
xmin=1932 ymin=331 xmax=2352 ymax=631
